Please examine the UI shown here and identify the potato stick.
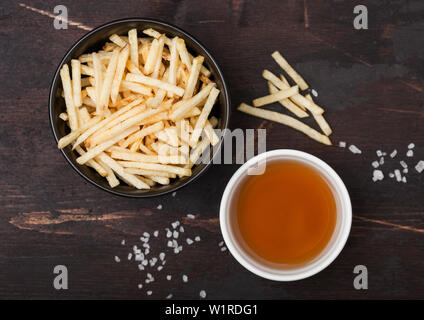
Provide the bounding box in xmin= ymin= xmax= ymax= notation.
xmin=99 ymin=49 xmax=119 ymax=110
xmin=75 ymin=146 xmax=107 ymax=177
xmin=186 ymin=52 xmax=210 ymax=77
xmin=169 ymin=82 xmax=215 ymax=121
xmin=79 ymin=107 xmax=91 ymax=124
xmin=60 ymin=64 xmax=79 ymax=130
xmin=152 ymin=36 xmax=165 ymax=79
xmin=139 ymin=176 xmax=156 ymax=187
xmin=111 ymin=150 xmax=159 ymax=163
xmin=204 ymin=120 xmax=220 ymax=146
xmin=185 ymin=107 xmax=201 ymax=117
xmin=306 ymin=94 xmax=332 ymax=136
xmin=89 ymin=107 xmax=161 ymax=146
xmin=262 ymin=70 xmax=302 ymax=109
xmin=262 ymin=70 xmax=323 ymax=114
xmin=125 ymin=167 xmax=175 ymax=178
xmin=75 ymin=98 xmax=144 ymax=149
xmin=147 ymin=176 xmax=170 ymax=185
xmin=271 ymin=51 xmax=308 ymax=90
xmin=109 ymin=34 xmax=127 ymax=47
xmin=139 ymin=37 xmax=152 ymax=45
xmin=96 ymin=157 xmax=120 ymax=187
xmin=85 ymin=86 xmax=97 ymax=104
xmin=164 ymin=127 xmax=180 ymax=147
xmin=168 ymin=37 xmax=179 ymax=86
xmin=143 ymin=28 xmax=173 ymax=47
xmin=58 ymin=116 xmax=101 ymax=149
xmin=59 ymin=112 xmax=68 ymax=121
xmin=146 ymin=89 xmax=166 ymax=108
xmin=238 ymin=103 xmax=331 ymax=145
xmin=140 ymin=111 xmax=168 ymax=125
xmin=116 ymin=161 xmax=191 ymax=176
xmin=268 ymin=82 xmax=308 ymax=118
xmin=253 ymin=85 xmax=298 ymax=107
xmin=71 ymin=60 xmax=82 ymax=108
xmin=144 ymin=38 xmax=159 ymax=75
xmin=83 ymin=96 xmax=96 ymax=108
xmin=92 ymin=52 xmax=103 ymax=115
xmin=190 ymin=87 xmax=219 ymax=146
xmin=79 ymin=52 xmax=112 ymax=63
xmin=120 ymin=80 xmax=152 ymax=96
xmin=121 ymin=121 xmax=164 ymax=148
xmin=111 ymin=45 xmax=130 ymax=104
xmin=125 ymin=73 xmax=184 ymax=97
xmin=126 ymin=60 xmax=142 ymax=74
xmin=76 ymin=126 xmax=138 ymax=164
xmin=176 ymin=38 xmax=192 ymax=69
xmin=190 ymin=136 xmax=211 ymax=165
xmin=97 ymin=152 xmax=149 ymax=189
xmin=128 ymin=28 xmax=139 ymax=69
xmin=139 ymin=143 xmax=156 ymax=155
xmin=183 ymin=56 xmax=204 ymax=100
xmin=279 ymin=73 xmax=290 ymax=86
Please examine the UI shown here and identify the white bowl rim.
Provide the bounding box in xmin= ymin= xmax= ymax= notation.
xmin=219 ymin=149 xmax=352 ymax=281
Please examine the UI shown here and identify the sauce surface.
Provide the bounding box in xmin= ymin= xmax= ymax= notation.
xmin=236 ymin=160 xmax=337 ymax=265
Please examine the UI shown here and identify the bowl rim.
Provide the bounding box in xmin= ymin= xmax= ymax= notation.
xmin=49 ymin=17 xmax=230 ymax=198
xmin=219 ymin=149 xmax=352 ymax=281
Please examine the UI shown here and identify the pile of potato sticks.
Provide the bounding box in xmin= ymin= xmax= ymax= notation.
xmin=58 ymin=28 xmax=220 ymax=189
xmin=238 ymin=51 xmax=332 ymax=145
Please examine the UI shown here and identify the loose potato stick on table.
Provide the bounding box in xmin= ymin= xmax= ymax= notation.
xmin=237 ymin=103 xmax=331 ymax=145
xmin=271 ymin=51 xmax=309 ymax=90
xmin=306 ymin=94 xmax=332 ymax=136
xmin=267 ymin=82 xmax=308 ymax=118
xmin=252 ymin=85 xmax=298 ymax=107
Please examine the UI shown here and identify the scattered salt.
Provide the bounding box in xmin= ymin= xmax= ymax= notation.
xmin=372 ymin=170 xmax=384 ymax=182
xmin=311 ymin=89 xmax=318 ymax=97
xmin=199 ymin=290 xmax=207 ymax=299
xmin=114 ymin=256 xmax=121 ymax=263
xmin=379 ymin=157 xmax=384 ymax=165
xmin=143 ymin=232 xmax=150 ymax=238
xmin=157 ymin=266 xmax=163 ymax=271
xmin=167 ymin=240 xmax=173 ymax=247
xmin=153 ymin=230 xmax=159 ymax=237
xmin=172 ymin=192 xmax=177 ymax=197
xmin=147 ymin=290 xmax=152 ymax=296
xmin=121 ymin=239 xmax=126 ymax=245
xmin=128 ymin=253 xmax=132 ymax=260
xmin=186 ymin=238 xmax=194 ymax=245
xmin=372 ymin=161 xmax=379 ymax=168
xmin=186 ymin=214 xmax=196 ymax=219
xmin=159 ymin=252 xmax=165 ymax=261
xmin=157 ymin=204 xmax=163 ymax=210
xmin=376 ymin=150 xmax=383 ymax=157
xmin=402 ymin=176 xmax=407 ymax=183
xmin=166 ymin=275 xmax=172 ymax=281
xmin=415 ymin=161 xmax=424 ymax=173
xmin=194 ymin=236 xmax=201 ymax=242
xmin=221 ymin=247 xmax=227 ymax=252
xmin=389 ymin=173 xmax=395 ymax=178
xmin=390 ymin=150 xmax=397 ymax=158
xmin=182 ymin=275 xmax=188 ymax=283
xmin=349 ymin=145 xmax=362 ymax=154
xmin=407 ymin=150 xmax=414 ymax=157
xmin=403 ymin=168 xmax=408 ymax=174
xmin=408 ymin=143 xmax=415 ymax=149
xmin=179 ymin=226 xmax=184 ymax=233
xmin=338 ymin=141 xmax=346 ymax=148
xmin=173 ymin=230 xmax=179 ymax=239
xmin=138 ymin=284 xmax=143 ymax=289
xmin=218 ymin=241 xmax=224 ymax=247
xmin=166 ymin=229 xmax=172 ymax=238
xmin=400 ymin=161 xmax=408 ymax=169
xmin=166 ymin=294 xmax=173 ymax=299
xmin=171 ymin=221 xmax=180 ymax=229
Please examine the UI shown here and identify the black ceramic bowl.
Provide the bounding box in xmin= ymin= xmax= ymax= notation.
xmin=49 ymin=18 xmax=230 ymax=197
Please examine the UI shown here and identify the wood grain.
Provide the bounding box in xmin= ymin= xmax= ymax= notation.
xmin=0 ymin=0 xmax=423 ymax=299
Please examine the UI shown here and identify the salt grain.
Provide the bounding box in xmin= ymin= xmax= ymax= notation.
xmin=153 ymin=230 xmax=159 ymax=237
xmin=390 ymin=150 xmax=397 ymax=158
xmin=372 ymin=170 xmax=384 ymax=182
xmin=199 ymin=290 xmax=207 ymax=299
xmin=221 ymin=247 xmax=227 ymax=252
xmin=147 ymin=290 xmax=152 ymax=296
xmin=172 ymin=191 xmax=177 ymax=197
xmin=173 ymin=230 xmax=179 ymax=239
xmin=407 ymin=150 xmax=414 ymax=157
xmin=186 ymin=238 xmax=194 ymax=245
xmin=159 ymin=252 xmax=165 ymax=261
xmin=400 ymin=161 xmax=408 ymax=169
xmin=349 ymin=145 xmax=362 ymax=154
xmin=182 ymin=275 xmax=188 ymax=283
xmin=372 ymin=161 xmax=379 ymax=168
xmin=114 ymin=256 xmax=121 ymax=263
xmin=179 ymin=226 xmax=184 ymax=233
xmin=157 ymin=266 xmax=163 ymax=271
xmin=167 ymin=240 xmax=173 ymax=247
xmin=143 ymin=232 xmax=150 ymax=238
xmin=194 ymin=236 xmax=201 ymax=242
xmin=166 ymin=275 xmax=172 ymax=281
xmin=166 ymin=229 xmax=172 ymax=238
xmin=121 ymin=239 xmax=126 ymax=245
xmin=389 ymin=173 xmax=395 ymax=178
xmin=171 ymin=221 xmax=180 ymax=229
xmin=394 ymin=169 xmax=402 ymax=182
xmin=186 ymin=214 xmax=196 ymax=219
xmin=338 ymin=141 xmax=346 ymax=148
xmin=403 ymin=168 xmax=408 ymax=174
xmin=157 ymin=204 xmax=163 ymax=210
xmin=138 ymin=284 xmax=143 ymax=289
xmin=166 ymin=294 xmax=173 ymax=299
xmin=379 ymin=157 xmax=384 ymax=165
xmin=376 ymin=150 xmax=382 ymax=157
xmin=402 ymin=176 xmax=407 ymax=183
xmin=128 ymin=253 xmax=132 ymax=260
xmin=408 ymin=143 xmax=415 ymax=149
xmin=218 ymin=241 xmax=224 ymax=247
xmin=144 ymin=248 xmax=150 ymax=255
xmin=415 ymin=160 xmax=424 ymax=173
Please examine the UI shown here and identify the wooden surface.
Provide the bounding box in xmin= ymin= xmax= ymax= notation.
xmin=1 ymin=0 xmax=423 ymax=299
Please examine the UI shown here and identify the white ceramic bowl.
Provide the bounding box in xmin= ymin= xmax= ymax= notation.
xmin=220 ymin=149 xmax=352 ymax=281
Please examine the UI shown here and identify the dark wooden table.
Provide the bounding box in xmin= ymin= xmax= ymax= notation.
xmin=1 ymin=0 xmax=423 ymax=299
